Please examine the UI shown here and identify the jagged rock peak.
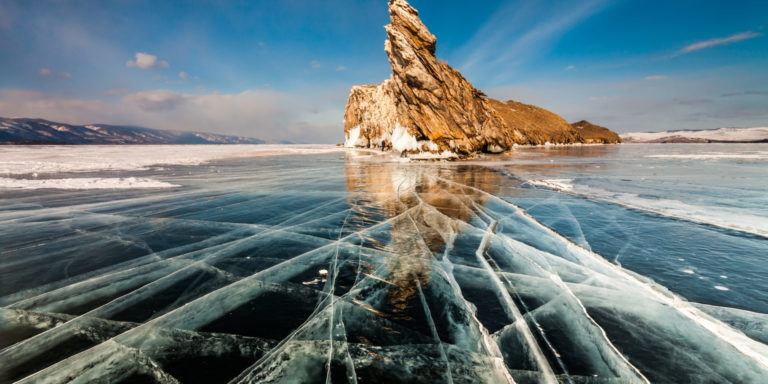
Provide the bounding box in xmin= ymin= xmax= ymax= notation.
xmin=387 ymin=0 xmax=436 ymax=56
xmin=344 ymin=0 xmax=620 ymax=157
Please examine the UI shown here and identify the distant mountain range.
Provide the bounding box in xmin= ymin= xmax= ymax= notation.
xmin=0 ymin=117 xmax=265 ymax=145
xmin=621 ymin=127 xmax=768 ymax=143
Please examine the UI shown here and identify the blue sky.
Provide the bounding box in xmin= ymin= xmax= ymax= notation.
xmin=0 ymin=0 xmax=766 ymax=142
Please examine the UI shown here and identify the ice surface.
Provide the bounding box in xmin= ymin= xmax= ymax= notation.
xmin=0 ymin=146 xmax=766 ymax=383
xmin=647 ymin=152 xmax=768 ymax=160
xmin=0 ymin=177 xmax=179 ymax=190
xmin=527 ymin=178 xmax=768 ymax=238
xmin=0 ymin=144 xmax=342 ymax=175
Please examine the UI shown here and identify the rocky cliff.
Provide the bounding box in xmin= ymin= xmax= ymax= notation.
xmin=344 ymin=0 xmax=620 ymax=156
xmin=571 ymin=120 xmax=622 ymax=144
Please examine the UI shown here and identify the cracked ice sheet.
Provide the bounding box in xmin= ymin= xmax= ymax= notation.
xmin=0 ymin=149 xmax=766 ymax=383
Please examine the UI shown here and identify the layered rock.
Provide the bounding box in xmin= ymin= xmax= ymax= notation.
xmin=344 ymin=0 xmax=620 ymax=156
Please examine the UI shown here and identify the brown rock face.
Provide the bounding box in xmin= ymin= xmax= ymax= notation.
xmin=570 ymin=120 xmax=622 ymax=144
xmin=344 ymin=0 xmax=620 ymax=156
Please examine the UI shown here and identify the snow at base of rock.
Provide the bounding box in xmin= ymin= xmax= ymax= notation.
xmin=390 ymin=124 xmax=419 ymax=152
xmin=344 ymin=126 xmax=364 ymax=148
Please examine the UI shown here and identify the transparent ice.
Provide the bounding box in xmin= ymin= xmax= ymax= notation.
xmin=1 ymin=146 xmax=767 ymax=383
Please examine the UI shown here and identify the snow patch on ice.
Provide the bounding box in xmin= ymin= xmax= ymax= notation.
xmin=527 ymin=179 xmax=575 ymax=192
xmin=714 ymin=285 xmax=730 ymax=291
xmin=0 ymin=144 xmax=342 ymax=175
xmin=526 ymin=178 xmax=768 ymax=238
xmin=0 ymin=177 xmax=179 ymax=190
xmin=408 ymin=150 xmax=459 ymax=160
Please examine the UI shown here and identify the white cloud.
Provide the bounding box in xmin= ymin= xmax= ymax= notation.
xmin=38 ymin=68 xmax=72 ymax=80
xmin=178 ymin=71 xmax=189 ymax=81
xmin=720 ymin=90 xmax=768 ymax=98
xmin=104 ymin=88 xmax=131 ymax=96
xmin=644 ymin=75 xmax=667 ymax=81
xmin=565 ymin=65 xmax=576 ymax=71
xmin=124 ymin=90 xmax=186 ymax=111
xmin=0 ymin=88 xmax=346 ymax=143
xmin=126 ymin=52 xmax=169 ymax=70
xmin=679 ymin=31 xmax=761 ymax=54
xmin=335 ymin=65 xmax=348 ymax=72
xmin=0 ymin=90 xmax=114 ymax=123
xmin=124 ymin=89 xmax=344 ymax=142
xmin=309 ymin=60 xmax=321 ymax=69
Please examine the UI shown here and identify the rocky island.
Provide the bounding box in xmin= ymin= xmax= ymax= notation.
xmin=344 ymin=0 xmax=620 ymax=157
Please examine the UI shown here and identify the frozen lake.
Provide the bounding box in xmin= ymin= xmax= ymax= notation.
xmin=1 ymin=144 xmax=767 ymax=383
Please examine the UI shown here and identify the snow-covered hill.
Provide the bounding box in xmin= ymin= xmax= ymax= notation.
xmin=621 ymin=127 xmax=768 ymax=143
xmin=0 ymin=117 xmax=265 ymax=144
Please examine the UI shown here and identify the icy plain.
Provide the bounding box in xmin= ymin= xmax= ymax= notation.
xmin=1 ymin=144 xmax=767 ymax=383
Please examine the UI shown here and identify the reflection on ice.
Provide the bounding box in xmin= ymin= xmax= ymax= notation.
xmin=0 ymin=150 xmax=767 ymax=383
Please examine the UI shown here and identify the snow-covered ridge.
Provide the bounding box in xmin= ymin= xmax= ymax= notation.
xmin=621 ymin=127 xmax=768 ymax=143
xmin=0 ymin=117 xmax=265 ymax=145
xmin=0 ymin=145 xmax=342 ymax=175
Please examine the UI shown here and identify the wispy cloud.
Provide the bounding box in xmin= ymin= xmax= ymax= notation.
xmin=38 ymin=67 xmax=72 ymax=80
xmin=126 ymin=52 xmax=169 ymax=70
xmin=178 ymin=71 xmax=189 ymax=81
xmin=679 ymin=31 xmax=761 ymax=54
xmin=124 ymin=90 xmax=186 ymax=111
xmin=720 ymin=90 xmax=768 ymax=97
xmin=645 ymin=75 xmax=668 ymax=81
xmin=485 ymin=68 xmax=768 ymax=133
xmin=456 ymin=0 xmax=609 ymax=76
xmin=309 ymin=60 xmax=322 ymax=69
